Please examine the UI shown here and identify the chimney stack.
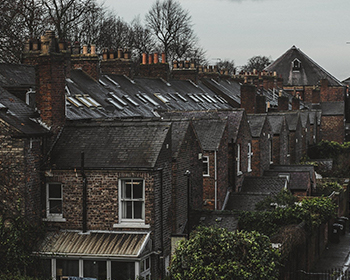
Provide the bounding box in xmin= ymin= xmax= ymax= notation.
xmin=71 ymin=43 xmax=100 ymax=80
xmin=241 ymin=84 xmax=257 ymax=114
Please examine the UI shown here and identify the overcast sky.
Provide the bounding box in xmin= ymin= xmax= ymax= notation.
xmin=102 ymin=0 xmax=350 ymax=81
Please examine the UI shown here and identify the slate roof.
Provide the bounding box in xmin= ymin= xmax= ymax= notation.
xmin=0 ymin=63 xmax=35 ymax=88
xmin=320 ymin=102 xmax=345 ymax=116
xmin=265 ymin=46 xmax=343 ymax=87
xmin=247 ymin=114 xmax=267 ymax=137
xmin=192 ymin=119 xmax=227 ymax=150
xmin=267 ymin=114 xmax=288 ymax=135
xmin=299 ymin=111 xmax=310 ymax=128
xmin=268 ymin=111 xmax=300 ymax=131
xmin=269 ymin=164 xmax=315 ymax=183
xmin=240 ymin=176 xmax=287 ymax=194
xmin=225 ymin=176 xmax=287 ymax=211
xmin=197 ymin=212 xmax=239 ymax=232
xmin=0 ymin=86 xmax=49 ymax=136
xmin=171 ymin=120 xmax=192 ymax=158
xmin=50 ymin=120 xmax=171 ymax=169
xmin=201 ymin=78 xmax=241 ymax=105
xmin=264 ymin=167 xmax=312 ymax=191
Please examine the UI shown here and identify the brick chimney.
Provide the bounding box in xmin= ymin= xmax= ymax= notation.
xmin=256 ymin=94 xmax=267 ymax=113
xmin=71 ymin=44 xmax=100 ymax=80
xmin=139 ymin=53 xmax=169 ymax=80
xmin=292 ymin=96 xmax=300 ymax=110
xmin=278 ymin=92 xmax=289 ymax=111
xmin=241 ymin=84 xmax=257 ymax=114
xmin=22 ymin=30 xmax=67 ymax=132
xmin=100 ymin=48 xmax=134 ymax=78
xmin=171 ymin=59 xmax=198 ymax=83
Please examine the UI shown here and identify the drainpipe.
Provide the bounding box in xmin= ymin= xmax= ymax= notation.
xmin=214 ymin=150 xmax=218 ymax=210
xmin=158 ymin=168 xmax=164 ymax=279
xmin=81 ymin=152 xmax=87 ymax=233
xmin=184 ymin=170 xmax=191 ymax=238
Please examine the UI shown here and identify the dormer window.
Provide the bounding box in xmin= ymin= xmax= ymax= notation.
xmin=292 ymin=59 xmax=301 ymax=71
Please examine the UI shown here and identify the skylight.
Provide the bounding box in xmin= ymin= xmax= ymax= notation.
xmin=67 ymin=96 xmax=83 ymax=108
xmin=107 ymin=98 xmax=123 ymax=110
xmin=109 ymin=92 xmax=127 ymax=106
xmin=154 ymin=93 xmax=169 ymax=103
xmin=175 ymin=93 xmax=187 ymax=102
xmin=143 ymin=94 xmax=159 ymax=106
xmin=105 ymin=75 xmax=120 ymax=87
xmin=123 ymin=95 xmax=139 ymax=107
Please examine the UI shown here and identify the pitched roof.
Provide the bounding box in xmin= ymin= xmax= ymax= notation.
xmin=321 ymin=102 xmax=344 ymax=116
xmin=37 ymin=231 xmax=150 ymax=258
xmin=226 ymin=193 xmax=271 ymax=211
xmin=240 ymin=176 xmax=287 ymax=194
xmin=192 ymin=119 xmax=227 ymax=150
xmin=171 ymin=120 xmax=191 ymax=158
xmin=0 ymin=87 xmax=49 ymax=136
xmin=267 ymin=114 xmax=288 ymax=135
xmin=247 ymin=114 xmax=268 ymax=137
xmin=50 ymin=120 xmax=171 ymax=169
xmin=265 ymin=46 xmax=342 ymax=86
xmin=264 ymin=168 xmax=311 ymax=191
xmin=0 ymin=63 xmax=35 ymax=88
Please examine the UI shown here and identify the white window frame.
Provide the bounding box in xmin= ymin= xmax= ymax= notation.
xmin=140 ymin=256 xmax=151 ymax=280
xmin=203 ymin=156 xmax=210 ymax=177
xmin=44 ymin=182 xmax=66 ymax=222
xmin=247 ymin=142 xmax=253 ymax=172
xmin=237 ymin=144 xmax=242 ymax=176
xmin=268 ymin=134 xmax=273 ymax=164
xmin=118 ymin=178 xmax=145 ymax=224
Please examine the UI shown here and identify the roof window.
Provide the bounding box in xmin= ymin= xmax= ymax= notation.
xmin=292 ymin=59 xmax=301 ymax=71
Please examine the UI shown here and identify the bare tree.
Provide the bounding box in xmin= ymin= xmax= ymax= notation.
xmin=240 ymin=55 xmax=273 ymax=72
xmin=130 ymin=16 xmax=155 ymax=61
xmin=145 ymin=0 xmax=201 ymax=63
xmin=42 ymin=0 xmax=97 ymax=40
xmin=216 ymin=59 xmax=236 ymax=75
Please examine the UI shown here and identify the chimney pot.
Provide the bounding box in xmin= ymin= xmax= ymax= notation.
xmin=142 ymin=53 xmax=147 ymax=64
xmin=161 ymin=53 xmax=166 ymax=63
xmin=185 ymin=60 xmax=190 ymax=68
xmin=83 ymin=44 xmax=88 ymax=55
xmin=124 ymin=49 xmax=130 ymax=59
xmin=179 ymin=61 xmax=184 ymax=68
xmin=173 ymin=61 xmax=178 ymax=69
xmin=102 ymin=48 xmax=108 ymax=60
xmin=117 ymin=48 xmax=123 ymax=59
xmin=91 ymin=44 xmax=96 ymax=55
xmin=190 ymin=60 xmax=196 ymax=69
xmin=109 ymin=49 xmax=115 ymax=59
xmin=154 ymin=53 xmax=159 ymax=64
xmin=148 ymin=54 xmax=153 ymax=64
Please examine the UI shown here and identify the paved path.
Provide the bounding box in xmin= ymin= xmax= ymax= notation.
xmin=312 ymin=231 xmax=350 ymax=273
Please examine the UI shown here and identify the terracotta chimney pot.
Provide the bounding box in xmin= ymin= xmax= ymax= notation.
xmin=83 ymin=44 xmax=88 ymax=55
xmin=109 ymin=50 xmax=115 ymax=59
xmin=142 ymin=53 xmax=147 ymax=64
xmin=161 ymin=53 xmax=166 ymax=63
xmin=154 ymin=53 xmax=159 ymax=64
xmin=91 ymin=44 xmax=96 ymax=55
xmin=148 ymin=54 xmax=153 ymax=64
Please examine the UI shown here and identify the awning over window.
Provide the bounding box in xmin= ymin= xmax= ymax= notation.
xmin=37 ymin=231 xmax=151 ymax=259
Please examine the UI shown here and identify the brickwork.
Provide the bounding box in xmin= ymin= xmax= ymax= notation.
xmin=171 ymin=122 xmax=202 ymax=234
xmin=100 ymin=59 xmax=134 ymax=78
xmin=0 ymin=121 xmax=43 ymax=221
xmin=71 ymin=55 xmax=99 ymax=80
xmin=321 ymin=115 xmax=345 ymax=143
xmin=320 ymin=79 xmax=344 ymax=102
xmin=139 ymin=63 xmax=169 ymax=80
xmin=278 ymin=96 xmax=289 ymax=111
xmin=171 ymin=69 xmax=198 ymax=83
xmin=241 ymin=84 xmax=257 ymax=114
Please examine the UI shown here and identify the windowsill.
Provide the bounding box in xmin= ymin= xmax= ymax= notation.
xmin=113 ymin=223 xmax=151 ymax=229
xmin=43 ymin=216 xmax=66 ymax=222
xmin=247 ymin=169 xmax=252 ymax=173
xmin=203 ymin=174 xmax=210 ymax=177
xmin=237 ymin=171 xmax=243 ymax=176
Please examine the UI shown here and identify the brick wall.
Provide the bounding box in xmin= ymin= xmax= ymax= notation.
xmin=71 ymin=55 xmax=99 ymax=80
xmin=321 ymin=115 xmax=345 ymax=143
xmin=320 ymin=79 xmax=345 ymax=102
xmin=171 ymin=122 xmax=202 ymax=234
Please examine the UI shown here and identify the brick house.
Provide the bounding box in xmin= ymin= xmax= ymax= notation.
xmin=38 ymin=120 xmax=173 ymax=280
xmin=265 ymin=45 xmax=347 ymax=143
xmin=247 ymin=114 xmax=273 ymax=176
xmin=266 ymin=114 xmax=290 ymax=165
xmin=0 ymin=86 xmax=48 ymax=220
xmin=192 ymin=118 xmax=229 ymax=210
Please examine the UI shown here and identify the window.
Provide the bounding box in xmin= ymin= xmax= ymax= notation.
xmin=268 ymin=134 xmax=273 ymax=164
xmin=247 ymin=143 xmax=253 ymax=172
xmin=46 ymin=183 xmax=64 ymax=220
xmin=119 ymin=179 xmax=145 ymax=222
xmin=237 ymin=144 xmax=242 ymax=175
xmin=292 ymin=59 xmax=301 ymax=71
xmin=203 ymin=156 xmax=209 ymax=176
xmin=140 ymin=257 xmax=151 ymax=280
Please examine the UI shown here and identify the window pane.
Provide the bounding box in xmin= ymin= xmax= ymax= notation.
xmin=56 ymin=259 xmax=79 ymax=277
xmin=84 ymin=260 xmax=106 ymax=280
xmin=49 ymin=184 xmax=61 ymax=198
xmin=125 ymin=201 xmax=132 ymax=219
xmin=124 ymin=181 xmax=132 ymax=199
xmin=134 ymin=201 xmax=143 ymax=219
xmin=203 ymin=162 xmax=208 ymax=175
xmin=111 ymin=261 xmax=135 ymax=280
xmin=133 ymin=182 xmax=143 ymax=199
xmin=49 ymin=200 xmax=62 ymax=214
